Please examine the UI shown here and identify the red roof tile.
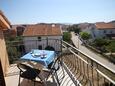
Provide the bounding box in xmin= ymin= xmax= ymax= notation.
xmin=95 ymin=22 xmax=115 ymax=29
xmin=23 ymin=24 xmax=62 ymax=36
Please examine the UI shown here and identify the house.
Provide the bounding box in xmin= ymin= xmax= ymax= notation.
xmin=3 ymin=24 xmax=26 ymax=38
xmin=23 ymin=24 xmax=62 ymax=52
xmin=95 ymin=22 xmax=115 ymax=39
xmin=15 ymin=25 xmax=26 ymax=36
xmin=61 ymin=24 xmax=70 ymax=32
xmin=0 ymin=10 xmax=11 ymax=86
xmin=79 ymin=22 xmax=115 ymax=39
xmin=0 ymin=11 xmax=114 ymax=86
xmin=78 ymin=23 xmax=96 ymax=39
xmin=11 ymin=24 xmax=26 ymax=36
xmin=3 ymin=28 xmax=17 ymax=38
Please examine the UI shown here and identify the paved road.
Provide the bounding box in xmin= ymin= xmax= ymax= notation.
xmin=71 ymin=32 xmax=115 ymax=73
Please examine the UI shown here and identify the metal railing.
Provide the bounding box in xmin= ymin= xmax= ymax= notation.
xmin=62 ymin=41 xmax=115 ymax=86
xmin=6 ymin=39 xmax=115 ymax=86
xmin=6 ymin=39 xmax=62 ymax=63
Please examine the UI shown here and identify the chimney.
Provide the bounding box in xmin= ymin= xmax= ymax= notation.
xmin=52 ymin=24 xmax=55 ymax=28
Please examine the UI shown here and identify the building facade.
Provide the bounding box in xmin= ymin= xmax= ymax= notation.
xmin=95 ymin=22 xmax=115 ymax=39
xmin=23 ymin=24 xmax=62 ymax=52
xmin=0 ymin=10 xmax=11 ymax=86
xmin=79 ymin=22 xmax=115 ymax=39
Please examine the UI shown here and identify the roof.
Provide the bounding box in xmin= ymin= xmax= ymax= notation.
xmin=78 ymin=23 xmax=93 ymax=30
xmin=23 ymin=24 xmax=62 ymax=36
xmin=0 ymin=10 xmax=11 ymax=29
xmin=95 ymin=22 xmax=115 ymax=29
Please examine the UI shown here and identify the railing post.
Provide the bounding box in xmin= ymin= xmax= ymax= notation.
xmin=61 ymin=39 xmax=62 ymax=53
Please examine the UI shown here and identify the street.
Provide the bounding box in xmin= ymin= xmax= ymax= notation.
xmin=71 ymin=32 xmax=115 ymax=72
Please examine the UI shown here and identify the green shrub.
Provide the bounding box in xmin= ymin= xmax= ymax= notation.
xmin=63 ymin=32 xmax=71 ymax=42
xmin=106 ymin=40 xmax=115 ymax=53
xmin=80 ymin=32 xmax=91 ymax=40
xmin=93 ymin=38 xmax=109 ymax=47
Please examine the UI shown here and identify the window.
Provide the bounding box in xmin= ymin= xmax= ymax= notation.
xmin=110 ymin=30 xmax=112 ymax=34
xmin=16 ymin=26 xmax=25 ymax=36
xmin=93 ymin=34 xmax=96 ymax=37
xmin=38 ymin=45 xmax=42 ymax=50
xmin=103 ymin=30 xmax=106 ymax=33
xmin=38 ymin=37 xmax=41 ymax=41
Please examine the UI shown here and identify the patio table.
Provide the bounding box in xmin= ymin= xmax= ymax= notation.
xmin=20 ymin=49 xmax=55 ymax=67
xmin=20 ymin=49 xmax=56 ymax=86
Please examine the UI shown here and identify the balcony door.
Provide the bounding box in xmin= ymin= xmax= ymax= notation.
xmin=0 ymin=60 xmax=6 ymax=86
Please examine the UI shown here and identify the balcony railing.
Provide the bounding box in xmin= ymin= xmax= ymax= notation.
xmin=6 ymin=39 xmax=62 ymax=63
xmin=6 ymin=39 xmax=115 ymax=86
xmin=62 ymin=41 xmax=115 ymax=86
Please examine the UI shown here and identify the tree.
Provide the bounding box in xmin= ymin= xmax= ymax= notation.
xmin=106 ymin=41 xmax=115 ymax=55
xmin=7 ymin=45 xmax=19 ymax=63
xmin=93 ymin=38 xmax=109 ymax=47
xmin=67 ymin=24 xmax=81 ymax=34
xmin=93 ymin=38 xmax=109 ymax=52
xmin=74 ymin=27 xmax=81 ymax=34
xmin=80 ymin=32 xmax=91 ymax=40
xmin=63 ymin=32 xmax=71 ymax=42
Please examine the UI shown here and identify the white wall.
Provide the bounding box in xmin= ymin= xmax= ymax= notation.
xmin=103 ymin=29 xmax=115 ymax=34
xmin=23 ymin=36 xmax=62 ymax=52
xmin=81 ymin=24 xmax=115 ymax=39
xmin=94 ymin=29 xmax=115 ymax=38
xmin=81 ymin=24 xmax=97 ymax=39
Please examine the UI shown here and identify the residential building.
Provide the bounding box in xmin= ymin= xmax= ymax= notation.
xmin=61 ymin=24 xmax=70 ymax=32
xmin=78 ymin=23 xmax=96 ymax=39
xmin=0 ymin=10 xmax=11 ymax=86
xmin=79 ymin=22 xmax=115 ymax=39
xmin=23 ymin=24 xmax=62 ymax=52
xmin=0 ymin=11 xmax=114 ymax=86
xmin=95 ymin=22 xmax=115 ymax=39
xmin=11 ymin=24 xmax=26 ymax=36
xmin=3 ymin=28 xmax=17 ymax=38
xmin=4 ymin=24 xmax=27 ymax=38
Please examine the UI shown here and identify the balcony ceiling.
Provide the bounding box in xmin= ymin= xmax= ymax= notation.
xmin=0 ymin=11 xmax=10 ymax=30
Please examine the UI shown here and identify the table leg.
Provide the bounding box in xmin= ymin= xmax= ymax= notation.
xmin=39 ymin=71 xmax=47 ymax=86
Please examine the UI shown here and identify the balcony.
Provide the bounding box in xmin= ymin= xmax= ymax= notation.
xmin=5 ymin=39 xmax=115 ymax=86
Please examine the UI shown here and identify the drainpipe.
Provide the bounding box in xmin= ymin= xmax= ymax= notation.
xmin=46 ymin=37 xmax=48 ymax=47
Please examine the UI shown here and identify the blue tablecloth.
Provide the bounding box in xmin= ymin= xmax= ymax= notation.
xmin=20 ymin=50 xmax=55 ymax=67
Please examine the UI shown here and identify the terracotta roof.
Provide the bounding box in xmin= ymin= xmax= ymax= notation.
xmin=95 ymin=22 xmax=115 ymax=29
xmin=23 ymin=24 xmax=62 ymax=36
xmin=78 ymin=23 xmax=93 ymax=30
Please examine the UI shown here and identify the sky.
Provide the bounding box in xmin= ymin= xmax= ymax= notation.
xmin=0 ymin=0 xmax=115 ymax=24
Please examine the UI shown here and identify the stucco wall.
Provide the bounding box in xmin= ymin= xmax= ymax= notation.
xmin=0 ymin=29 xmax=9 ymax=76
xmin=81 ymin=24 xmax=115 ymax=39
xmin=23 ymin=36 xmax=62 ymax=52
xmin=93 ymin=29 xmax=115 ymax=38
